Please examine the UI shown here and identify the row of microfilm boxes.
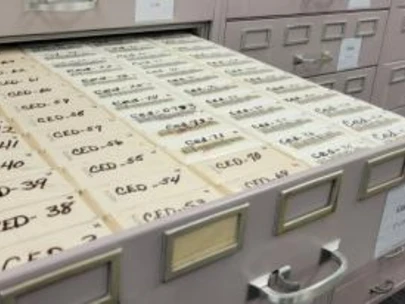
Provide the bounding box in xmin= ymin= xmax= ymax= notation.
xmin=1 ymin=33 xmax=405 ymax=274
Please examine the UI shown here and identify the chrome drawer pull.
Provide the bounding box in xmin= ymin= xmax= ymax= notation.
xmin=293 ymin=51 xmax=333 ymax=66
xmin=247 ymin=247 xmax=347 ymax=304
xmin=383 ymin=246 xmax=405 ymax=259
xmin=369 ymin=280 xmax=395 ymax=295
xmin=26 ymin=0 xmax=98 ymax=12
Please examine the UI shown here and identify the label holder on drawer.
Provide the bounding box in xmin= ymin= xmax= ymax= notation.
xmin=358 ymin=148 xmax=405 ymax=200
xmin=344 ymin=74 xmax=367 ymax=94
xmin=355 ymin=17 xmax=379 ymax=38
xmin=284 ymin=24 xmax=312 ymax=46
xmin=275 ymin=171 xmax=343 ymax=235
xmin=390 ymin=65 xmax=405 ymax=85
xmin=240 ymin=28 xmax=272 ymax=51
xmin=0 ymin=249 xmax=121 ymax=304
xmin=163 ymin=204 xmax=249 ymax=282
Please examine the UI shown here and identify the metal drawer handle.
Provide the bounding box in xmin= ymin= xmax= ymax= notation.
xmin=248 ymin=247 xmax=348 ymax=304
xmin=293 ymin=51 xmax=333 ymax=66
xmin=369 ymin=280 xmax=395 ymax=295
xmin=383 ymin=246 xmax=405 ymax=260
xmin=26 ymin=0 xmax=98 ymax=12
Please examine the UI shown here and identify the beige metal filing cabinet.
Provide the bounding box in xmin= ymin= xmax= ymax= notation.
xmin=224 ymin=11 xmax=387 ymax=78
xmin=226 ymin=0 xmax=391 ymax=19
xmin=223 ymin=0 xmax=390 ymax=104
xmin=1 ymin=1 xmax=405 ymax=304
xmin=371 ymin=0 xmax=405 ymax=114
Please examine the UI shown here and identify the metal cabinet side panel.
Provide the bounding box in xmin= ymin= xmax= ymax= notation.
xmin=226 ymin=0 xmax=391 ymax=19
xmin=380 ymin=7 xmax=405 ymax=63
xmin=395 ymin=106 xmax=405 ymax=117
xmin=0 ymin=0 xmax=216 ymax=38
xmin=224 ymin=11 xmax=387 ymax=77
xmin=307 ymin=67 xmax=377 ymax=102
xmin=371 ymin=60 xmax=405 ymax=109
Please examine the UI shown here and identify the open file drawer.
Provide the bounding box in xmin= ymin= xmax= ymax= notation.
xmin=1 ymin=34 xmax=405 ymax=304
xmin=0 ymin=0 xmax=215 ymax=41
xmin=0 ymin=143 xmax=404 ymax=304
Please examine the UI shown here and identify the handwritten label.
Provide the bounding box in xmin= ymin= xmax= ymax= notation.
xmin=194 ymin=146 xmax=298 ymax=184
xmin=88 ymin=168 xmax=208 ymax=213
xmin=113 ymin=188 xmax=222 ymax=227
xmin=0 ymin=171 xmax=73 ymax=210
xmin=66 ymin=64 xmax=122 ymax=76
xmin=135 ymin=0 xmax=174 ymax=23
xmin=313 ymin=102 xmax=371 ymax=117
xmin=226 ymin=164 xmax=307 ymax=193
xmin=205 ymin=93 xmax=260 ymax=108
xmin=110 ymin=93 xmax=174 ymax=111
xmin=303 ymin=139 xmax=370 ymax=164
xmin=0 ymin=193 xmax=97 ymax=249
xmin=185 ymin=84 xmax=238 ymax=96
xmin=0 ymin=136 xmax=24 ymax=152
xmin=340 ymin=112 xmax=400 ymax=132
xmin=338 ymin=38 xmax=362 ymax=71
xmin=69 ymin=149 xmax=176 ymax=188
xmin=0 ymin=121 xmax=15 ymax=136
xmin=130 ymin=103 xmax=197 ymax=123
xmin=369 ymin=124 xmax=405 ymax=143
xmin=5 ymin=87 xmax=53 ymax=99
xmin=0 ymin=219 xmax=111 ymax=272
xmin=375 ymin=184 xmax=405 ymax=257
xmin=93 ymin=83 xmax=154 ymax=98
xmin=0 ymin=152 xmax=47 ymax=180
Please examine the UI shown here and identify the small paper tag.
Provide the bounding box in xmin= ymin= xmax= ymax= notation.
xmin=348 ymin=0 xmax=371 ymax=9
xmin=375 ymin=184 xmax=405 ymax=258
xmin=338 ymin=38 xmax=362 ymax=71
xmin=135 ymin=0 xmax=174 ymax=23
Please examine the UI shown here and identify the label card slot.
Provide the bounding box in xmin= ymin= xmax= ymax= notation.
xmin=358 ymin=148 xmax=405 ymax=200
xmin=275 ymin=171 xmax=343 ymax=235
xmin=163 ymin=204 xmax=248 ymax=281
xmin=0 ymin=249 xmax=121 ymax=304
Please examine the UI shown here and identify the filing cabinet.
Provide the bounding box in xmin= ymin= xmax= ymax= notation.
xmin=0 ymin=0 xmax=215 ymax=40
xmin=224 ymin=11 xmax=388 ymax=77
xmin=226 ymin=0 xmax=391 ymax=19
xmin=371 ymin=60 xmax=405 ymax=110
xmin=0 ymin=0 xmax=404 ymax=300
xmin=307 ymin=67 xmax=377 ymax=102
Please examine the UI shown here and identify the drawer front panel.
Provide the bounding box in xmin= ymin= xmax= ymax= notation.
xmin=227 ymin=0 xmax=391 ymax=19
xmin=308 ymin=67 xmax=377 ymax=102
xmin=0 ymin=0 xmax=215 ymax=38
xmin=224 ymin=11 xmax=387 ymax=77
xmin=372 ymin=61 xmax=405 ymax=109
xmin=0 ymin=151 xmax=396 ymax=304
xmin=380 ymin=8 xmax=405 ymax=63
